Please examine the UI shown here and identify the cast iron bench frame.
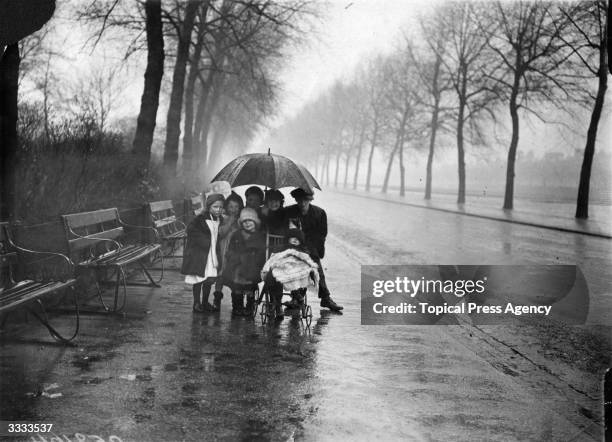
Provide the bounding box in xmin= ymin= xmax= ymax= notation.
xmin=62 ymin=208 xmax=162 ymax=313
xmin=146 ymin=200 xmax=187 ymax=260
xmin=0 ymin=223 xmax=79 ymax=343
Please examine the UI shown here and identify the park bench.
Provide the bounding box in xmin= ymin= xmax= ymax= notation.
xmin=189 ymin=194 xmax=204 ymax=217
xmin=0 ymin=222 xmax=79 ymax=343
xmin=146 ymin=200 xmax=186 ymax=259
xmin=62 ymin=208 xmax=162 ymax=313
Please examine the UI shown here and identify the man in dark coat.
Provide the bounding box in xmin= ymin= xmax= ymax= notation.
xmin=284 ymin=188 xmax=343 ymax=312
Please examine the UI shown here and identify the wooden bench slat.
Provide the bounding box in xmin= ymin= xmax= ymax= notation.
xmin=67 ymin=227 xmax=124 ymax=252
xmin=153 ymin=217 xmax=178 ymax=229
xmin=148 ymin=200 xmax=174 ymax=213
xmin=163 ymin=230 xmax=186 ymax=239
xmin=63 ymin=208 xmax=119 ymax=229
xmin=0 ymin=279 xmax=76 ymax=314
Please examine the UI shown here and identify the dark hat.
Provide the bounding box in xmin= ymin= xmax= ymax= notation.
xmin=205 ymin=193 xmax=225 ymax=209
xmin=245 ymin=186 xmax=264 ymax=200
xmin=265 ymin=189 xmax=284 ymax=203
xmin=290 ymin=188 xmax=314 ymax=200
xmin=285 ymin=228 xmax=305 ymax=244
xmin=225 ymin=191 xmax=244 ymax=210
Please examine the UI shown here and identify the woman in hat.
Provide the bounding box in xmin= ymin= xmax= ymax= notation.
xmin=181 ymin=193 xmax=225 ymax=312
xmin=222 ymin=207 xmax=267 ymax=316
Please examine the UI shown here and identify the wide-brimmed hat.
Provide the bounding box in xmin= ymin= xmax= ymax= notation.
xmin=239 ymin=207 xmax=261 ymax=228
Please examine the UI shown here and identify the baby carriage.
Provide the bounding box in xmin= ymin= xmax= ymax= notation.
xmin=254 ymin=234 xmax=318 ymax=327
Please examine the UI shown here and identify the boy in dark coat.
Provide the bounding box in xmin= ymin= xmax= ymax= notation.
xmin=222 ymin=207 xmax=266 ymax=316
xmin=284 ymin=188 xmax=343 ymax=312
xmin=181 ymin=193 xmax=225 ymax=312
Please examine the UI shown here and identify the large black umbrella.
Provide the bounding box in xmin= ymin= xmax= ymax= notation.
xmin=211 ymin=152 xmax=321 ymax=191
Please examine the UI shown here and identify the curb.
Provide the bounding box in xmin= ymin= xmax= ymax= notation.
xmin=331 ymin=190 xmax=612 ymax=240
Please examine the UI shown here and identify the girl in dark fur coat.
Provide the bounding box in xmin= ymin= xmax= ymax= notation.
xmin=181 ymin=193 xmax=225 ymax=312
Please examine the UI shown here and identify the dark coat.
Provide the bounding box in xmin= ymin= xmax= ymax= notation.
xmin=283 ymin=204 xmax=327 ymax=259
xmin=222 ymin=229 xmax=267 ymax=289
xmin=180 ymin=214 xmax=220 ymax=276
xmin=261 ymin=208 xmax=288 ymax=236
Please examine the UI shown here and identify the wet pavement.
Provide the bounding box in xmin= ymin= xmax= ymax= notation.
xmin=0 ymin=191 xmax=610 ymax=441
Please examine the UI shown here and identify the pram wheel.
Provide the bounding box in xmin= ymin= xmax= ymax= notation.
xmin=303 ymin=304 xmax=312 ymax=327
xmin=259 ymin=301 xmax=268 ymax=324
xmin=259 ymin=296 xmax=276 ymax=324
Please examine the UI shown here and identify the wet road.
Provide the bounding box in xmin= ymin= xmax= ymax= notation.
xmin=0 ymin=191 xmax=610 ymax=441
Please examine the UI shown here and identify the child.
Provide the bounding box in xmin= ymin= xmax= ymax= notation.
xmin=222 ymin=207 xmax=266 ymax=316
xmin=181 ymin=193 xmax=225 ymax=312
xmin=261 ymin=229 xmax=319 ymax=319
xmin=212 ymin=192 xmax=244 ymax=311
xmin=261 ymin=189 xmax=287 ymax=238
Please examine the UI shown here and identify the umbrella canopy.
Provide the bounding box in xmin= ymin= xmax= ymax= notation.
xmin=211 ymin=153 xmax=321 ymax=191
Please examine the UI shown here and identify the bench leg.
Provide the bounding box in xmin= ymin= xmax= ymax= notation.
xmin=27 ymin=286 xmax=80 ymax=344
xmin=94 ymin=267 xmax=127 ymax=313
xmin=138 ymin=259 xmax=162 ymax=287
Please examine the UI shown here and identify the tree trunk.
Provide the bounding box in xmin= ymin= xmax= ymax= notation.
xmin=456 ymin=102 xmax=466 ymax=204
xmin=0 ymin=43 xmax=20 ymax=221
xmin=576 ymin=28 xmax=608 ymax=218
xmin=197 ymin=74 xmax=225 ymax=172
xmin=325 ymin=148 xmax=331 ymax=186
xmin=334 ymin=149 xmax=341 ymax=187
xmin=352 ymin=124 xmax=366 ymax=190
xmin=365 ymin=121 xmax=378 ymax=192
xmin=503 ymin=72 xmax=521 ymax=210
xmin=182 ymin=26 xmax=204 ymax=187
xmin=132 ymin=0 xmax=164 ymax=162
xmin=192 ymin=75 xmax=212 ymax=165
xmin=425 ymin=54 xmax=442 ymax=200
xmin=382 ymin=142 xmax=399 ymax=194
xmin=163 ymin=0 xmax=199 ymax=174
xmin=343 ymin=153 xmax=350 ymax=188
xmin=397 ymin=109 xmax=409 ymax=197
xmin=456 ymin=68 xmax=468 ymax=204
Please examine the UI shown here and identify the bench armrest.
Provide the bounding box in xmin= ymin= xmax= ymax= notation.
xmin=5 ymin=235 xmax=75 ymax=282
xmin=173 ymin=219 xmax=187 ymax=231
xmin=65 ymin=226 xmax=122 ymax=259
xmin=118 ymin=218 xmax=160 ymax=242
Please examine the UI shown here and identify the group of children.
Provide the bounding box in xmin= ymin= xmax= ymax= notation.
xmin=180 ymin=186 xmax=326 ymax=320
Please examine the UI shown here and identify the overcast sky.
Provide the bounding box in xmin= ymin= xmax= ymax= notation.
xmin=276 ymin=0 xmax=429 ymax=116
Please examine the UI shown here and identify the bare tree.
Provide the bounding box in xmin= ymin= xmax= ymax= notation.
xmin=484 ymin=1 xmax=576 ymax=209
xmin=413 ymin=15 xmax=454 ymax=201
xmin=360 ymin=56 xmax=391 ymax=192
xmin=163 ymin=0 xmax=201 ymax=175
xmin=133 ymin=0 xmax=165 ymax=163
xmin=557 ymin=1 xmax=608 ymax=219
xmin=425 ymin=3 xmax=502 ymax=204
xmin=380 ymin=50 xmax=424 ymax=196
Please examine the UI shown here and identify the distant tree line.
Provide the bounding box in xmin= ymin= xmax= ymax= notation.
xmin=268 ymin=0 xmax=608 ymax=218
xmin=1 ymin=0 xmax=314 ymax=222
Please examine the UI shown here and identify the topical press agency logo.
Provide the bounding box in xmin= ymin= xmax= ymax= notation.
xmin=360 ymin=265 xmax=589 ymax=325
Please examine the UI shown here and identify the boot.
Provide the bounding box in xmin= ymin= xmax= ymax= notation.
xmin=212 ymin=291 xmax=223 ymax=312
xmin=273 ymin=292 xmax=284 ymax=319
xmin=201 ymin=287 xmax=215 ymax=312
xmin=244 ymin=293 xmax=255 ymax=317
xmin=231 ymin=292 xmax=244 ymax=317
